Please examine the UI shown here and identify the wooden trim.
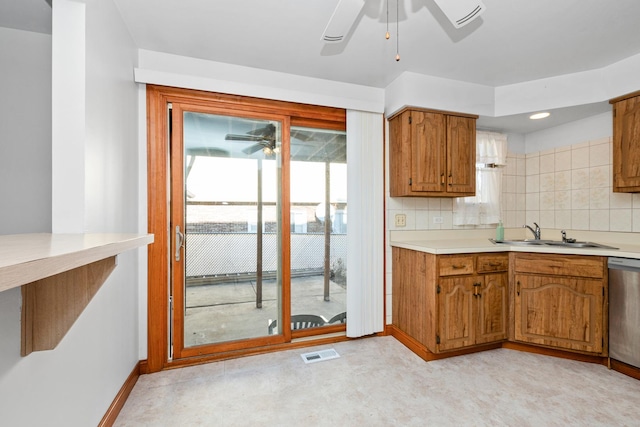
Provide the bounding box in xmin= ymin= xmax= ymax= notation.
xmin=146 ymin=85 xmax=348 ymax=372
xmin=388 ymin=324 xmax=502 ymax=362
xmin=163 ymin=334 xmax=352 ymax=369
xmin=382 ymin=115 xmax=387 ymax=326
xmin=609 ymin=89 xmax=640 ymax=104
xmin=386 ymin=105 xmax=479 ymax=121
xmin=139 ymin=359 xmax=149 ymax=375
xmin=391 ymin=323 xmax=611 ymax=368
xmin=146 ymin=86 xmax=170 ymax=373
xmin=502 ymin=341 xmax=607 ymax=365
xmin=99 ymin=362 xmax=141 ymax=427
xmin=609 ymin=358 xmax=640 ymax=381
xmin=145 ymin=85 xmax=345 ymax=126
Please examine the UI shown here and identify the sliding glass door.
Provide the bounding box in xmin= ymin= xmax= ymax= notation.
xmin=170 ymin=104 xmax=287 ymax=356
xmin=289 ymin=127 xmax=347 ymax=332
xmin=156 ymin=90 xmax=347 ymax=361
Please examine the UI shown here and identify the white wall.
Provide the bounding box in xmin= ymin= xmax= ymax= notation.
xmin=384 ymin=71 xmax=495 ymax=117
xmin=0 ymin=27 xmax=52 ymax=234
xmin=0 ymin=1 xmax=143 ymax=426
xmin=135 ymin=50 xmax=386 ymax=113
xmin=524 ymin=112 xmax=612 ymax=153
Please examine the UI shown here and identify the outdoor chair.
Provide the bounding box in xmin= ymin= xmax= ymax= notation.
xmin=268 ymin=314 xmax=328 ymax=334
xmin=328 ymin=311 xmax=347 ymax=324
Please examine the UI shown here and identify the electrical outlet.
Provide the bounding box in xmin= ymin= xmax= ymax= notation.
xmin=395 ymin=214 xmax=407 ymax=227
xmin=433 ymin=216 xmax=443 ymax=224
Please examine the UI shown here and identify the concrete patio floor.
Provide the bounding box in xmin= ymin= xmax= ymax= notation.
xmin=184 ymin=275 xmax=346 ymax=347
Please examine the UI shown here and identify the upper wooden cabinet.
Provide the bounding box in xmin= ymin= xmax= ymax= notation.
xmin=388 ymin=107 xmax=478 ymax=197
xmin=610 ymin=91 xmax=640 ymax=192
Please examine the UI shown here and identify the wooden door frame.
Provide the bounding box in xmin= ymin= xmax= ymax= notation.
xmin=146 ymin=85 xmax=346 ymax=373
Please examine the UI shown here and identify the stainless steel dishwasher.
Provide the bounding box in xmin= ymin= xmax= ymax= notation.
xmin=609 ymin=257 xmax=640 ymax=368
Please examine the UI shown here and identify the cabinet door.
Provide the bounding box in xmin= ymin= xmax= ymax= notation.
xmin=411 ymin=111 xmax=446 ymax=193
xmin=476 ymin=273 xmax=508 ymax=345
xmin=514 ymin=274 xmax=604 ymax=353
xmin=612 ymin=96 xmax=640 ymax=192
xmin=438 ymin=276 xmax=475 ymax=351
xmin=446 ymin=115 xmax=476 ymax=194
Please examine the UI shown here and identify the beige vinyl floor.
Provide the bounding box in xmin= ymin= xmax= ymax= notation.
xmin=115 ymin=336 xmax=640 ymax=426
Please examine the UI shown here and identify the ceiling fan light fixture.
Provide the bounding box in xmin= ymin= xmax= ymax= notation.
xmin=529 ymin=112 xmax=551 ymax=120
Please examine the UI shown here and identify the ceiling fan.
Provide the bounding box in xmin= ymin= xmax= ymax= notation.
xmin=321 ymin=0 xmax=486 ymax=43
xmin=225 ymin=123 xmax=277 ymax=155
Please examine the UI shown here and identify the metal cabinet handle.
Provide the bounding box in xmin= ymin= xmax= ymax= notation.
xmin=473 ymin=282 xmax=482 ymax=297
xmin=452 ymin=264 xmax=466 ymax=269
xmin=175 ymin=226 xmax=185 ymax=262
xmin=517 ymin=281 xmax=521 ymax=296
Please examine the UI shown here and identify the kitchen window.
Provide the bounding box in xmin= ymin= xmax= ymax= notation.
xmin=453 ymin=131 xmax=508 ymax=225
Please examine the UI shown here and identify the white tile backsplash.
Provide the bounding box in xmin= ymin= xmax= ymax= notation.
xmin=571 ymin=189 xmax=590 ymax=210
xmin=571 ymin=146 xmax=590 ymax=169
xmin=589 ymin=143 xmax=610 ymax=167
xmin=590 ymin=210 xmax=610 ymax=231
xmin=554 ymin=170 xmax=572 ymax=190
xmin=555 ymin=150 xmax=572 ymax=171
xmin=590 ymin=187 xmax=609 ymax=210
xmin=386 ymin=135 xmax=640 ymax=234
xmin=572 ymin=169 xmax=591 ymax=189
xmin=540 ymin=153 xmax=555 ymax=173
xmin=611 ymin=192 xmax=633 ymax=209
xmin=610 ymin=209 xmax=632 ymax=232
xmin=589 ymin=165 xmax=609 ymax=188
xmin=525 ymin=155 xmax=540 ymax=175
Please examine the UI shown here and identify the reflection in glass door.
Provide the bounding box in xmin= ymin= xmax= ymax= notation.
xmin=171 ymin=106 xmax=284 ymax=354
xmin=289 ymin=127 xmax=347 ymax=331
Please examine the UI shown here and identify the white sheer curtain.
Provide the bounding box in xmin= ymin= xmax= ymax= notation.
xmin=346 ymin=110 xmax=384 ymax=337
xmin=453 ymin=131 xmax=508 ymax=226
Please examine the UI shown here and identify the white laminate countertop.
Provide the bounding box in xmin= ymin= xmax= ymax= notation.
xmin=0 ymin=233 xmax=154 ymax=293
xmin=390 ymin=238 xmax=640 ymax=259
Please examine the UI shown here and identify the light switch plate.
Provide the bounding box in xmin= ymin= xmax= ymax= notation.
xmin=395 ymin=214 xmax=407 ymax=227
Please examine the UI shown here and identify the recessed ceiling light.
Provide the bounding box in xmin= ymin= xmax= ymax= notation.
xmin=529 ymin=112 xmax=550 ymax=120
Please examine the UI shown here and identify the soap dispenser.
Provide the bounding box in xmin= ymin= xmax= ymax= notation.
xmin=496 ymin=220 xmax=504 ymax=241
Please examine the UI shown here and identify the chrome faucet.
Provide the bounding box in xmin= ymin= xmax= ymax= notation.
xmin=561 ymin=230 xmax=576 ymax=243
xmin=523 ymin=222 xmax=541 ymax=240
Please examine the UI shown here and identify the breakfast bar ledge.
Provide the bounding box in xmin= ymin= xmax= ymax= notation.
xmin=0 ymin=233 xmax=154 ymax=356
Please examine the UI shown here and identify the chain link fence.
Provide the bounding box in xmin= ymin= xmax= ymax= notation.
xmin=185 ymin=232 xmax=347 ymax=285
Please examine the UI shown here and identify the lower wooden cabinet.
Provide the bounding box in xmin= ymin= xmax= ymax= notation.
xmin=511 ymin=253 xmax=608 ymax=355
xmin=392 ymin=248 xmax=508 ymax=354
xmin=438 ymin=258 xmax=508 ymax=352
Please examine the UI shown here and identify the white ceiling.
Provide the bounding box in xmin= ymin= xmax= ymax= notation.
xmin=110 ymin=0 xmax=640 ymax=88
xmin=5 ymin=0 xmax=640 ymax=133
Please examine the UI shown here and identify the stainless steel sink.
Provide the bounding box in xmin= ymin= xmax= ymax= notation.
xmin=489 ymin=239 xmax=618 ymax=249
xmin=489 ymin=239 xmax=552 ymax=246
xmin=544 ymin=241 xmax=618 ymax=249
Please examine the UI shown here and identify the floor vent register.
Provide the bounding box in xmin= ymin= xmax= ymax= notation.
xmin=300 ymin=348 xmax=340 ymax=364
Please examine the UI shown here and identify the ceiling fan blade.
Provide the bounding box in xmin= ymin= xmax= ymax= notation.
xmin=290 ymin=129 xmax=315 ymax=142
xmin=242 ymin=143 xmax=266 ymax=155
xmin=225 ymin=134 xmax=266 ymax=142
xmin=321 ymin=0 xmax=365 ymax=43
xmin=246 ymin=123 xmax=276 ymax=137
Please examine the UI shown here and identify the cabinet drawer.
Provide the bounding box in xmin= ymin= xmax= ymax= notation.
xmin=439 ymin=255 xmax=474 ymax=276
xmin=514 ymin=253 xmax=605 ymax=279
xmin=477 ymin=254 xmax=509 ymax=273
